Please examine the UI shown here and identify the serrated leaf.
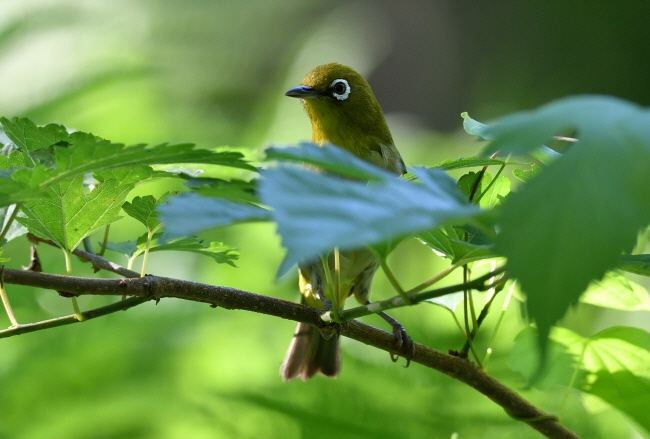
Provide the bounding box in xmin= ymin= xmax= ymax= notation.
xmin=0 ymin=117 xmax=69 ymax=152
xmin=122 ymin=193 xmax=172 ymax=231
xmin=145 ymin=237 xmax=239 ymax=267
xmin=17 ymin=169 xmax=140 ymax=251
xmin=185 ymin=177 xmax=259 ymax=203
xmin=488 ymin=96 xmax=650 ymax=348
xmin=618 ymin=254 xmax=650 ymax=276
xmin=259 ymin=165 xmax=480 ymax=275
xmin=159 ymin=192 xmax=271 ymax=239
xmin=581 ymin=271 xmax=650 ymax=311
xmin=265 ymin=143 xmax=391 ymax=181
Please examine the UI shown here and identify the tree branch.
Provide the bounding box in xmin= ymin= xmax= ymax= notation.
xmin=0 ymin=268 xmax=579 ymax=439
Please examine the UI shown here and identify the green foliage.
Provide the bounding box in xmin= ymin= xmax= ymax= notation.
xmin=481 ymin=96 xmax=650 ymax=347
xmin=511 ymin=326 xmax=650 ymax=433
xmin=1 ymin=101 xmax=650 ymax=439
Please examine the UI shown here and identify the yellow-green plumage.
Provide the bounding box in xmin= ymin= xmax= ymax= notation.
xmin=280 ymin=63 xmax=405 ymax=381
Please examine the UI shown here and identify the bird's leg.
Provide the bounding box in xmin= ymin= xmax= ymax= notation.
xmin=313 ymin=274 xmax=340 ymax=340
xmin=368 ymin=301 xmax=415 ymax=366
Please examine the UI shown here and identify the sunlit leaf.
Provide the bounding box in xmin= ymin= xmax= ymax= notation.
xmin=17 ymin=168 xmax=147 ymax=251
xmin=511 ymin=324 xmax=650 ymax=433
xmin=581 ymin=271 xmax=650 ymax=311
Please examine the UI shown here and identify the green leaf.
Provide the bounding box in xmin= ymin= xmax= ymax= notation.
xmin=145 ymin=236 xmax=239 ymax=267
xmin=17 ymin=168 xmax=146 ymax=251
xmin=259 ymin=165 xmax=480 ymax=275
xmin=159 ymin=192 xmax=271 ymax=239
xmin=185 ymin=177 xmax=258 ymax=203
xmin=0 ymin=204 xmax=27 ymax=244
xmin=618 ymin=254 xmax=650 ymax=276
xmin=448 ymin=239 xmax=495 ymax=265
xmin=512 ymin=163 xmax=542 ymax=182
xmin=0 ymin=117 xmax=69 ymax=152
xmin=417 ymin=228 xmax=454 ymax=259
xmin=462 ymin=112 xmax=491 ymax=139
xmin=434 ymin=156 xmax=510 ymax=171
xmin=265 ymin=143 xmax=391 ymax=181
xmin=427 ymin=291 xmax=466 ymax=312
xmin=104 ymin=240 xmax=139 ymax=259
xmin=122 ymin=193 xmax=173 ymax=232
xmin=581 ymin=271 xmax=650 ymax=311
xmin=511 ymin=325 xmax=650 ymax=432
xmin=458 ymin=172 xmax=510 ymax=209
xmin=488 ymin=96 xmax=650 ymax=346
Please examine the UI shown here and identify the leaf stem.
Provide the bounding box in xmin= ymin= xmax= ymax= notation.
xmin=559 ymin=341 xmax=588 ymax=422
xmin=63 ymin=249 xmax=85 ymax=322
xmin=405 ymin=263 xmax=459 ymax=295
xmin=339 ymin=267 xmax=506 ymax=321
xmin=484 ymin=280 xmax=517 ymax=369
xmin=0 ymin=268 xmax=19 ymax=327
xmin=140 ymin=230 xmax=154 ymax=277
xmin=380 ymin=258 xmax=410 ymax=303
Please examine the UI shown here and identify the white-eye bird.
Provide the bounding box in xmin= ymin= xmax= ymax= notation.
xmin=280 ymin=63 xmax=412 ymax=381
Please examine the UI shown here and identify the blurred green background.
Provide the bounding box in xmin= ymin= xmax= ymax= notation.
xmin=1 ymin=1 xmax=649 ymax=438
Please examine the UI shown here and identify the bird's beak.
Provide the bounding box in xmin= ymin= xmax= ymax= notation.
xmin=285 ymin=85 xmax=321 ymax=99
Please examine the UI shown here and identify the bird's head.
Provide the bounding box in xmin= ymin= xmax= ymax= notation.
xmin=285 ymin=63 xmax=393 ymax=151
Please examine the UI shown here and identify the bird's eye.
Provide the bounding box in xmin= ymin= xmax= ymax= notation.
xmin=330 ymin=78 xmax=351 ymax=101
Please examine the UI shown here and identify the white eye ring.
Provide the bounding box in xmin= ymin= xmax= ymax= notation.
xmin=330 ymin=78 xmax=351 ymax=101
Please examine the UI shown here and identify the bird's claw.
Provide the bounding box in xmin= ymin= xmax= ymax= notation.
xmin=390 ymin=324 xmax=414 ymax=367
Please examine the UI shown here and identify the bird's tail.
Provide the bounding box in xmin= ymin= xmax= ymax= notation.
xmin=280 ymin=322 xmax=341 ymax=381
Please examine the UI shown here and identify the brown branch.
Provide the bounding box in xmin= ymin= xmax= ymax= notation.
xmin=0 ymin=268 xmax=579 ymax=439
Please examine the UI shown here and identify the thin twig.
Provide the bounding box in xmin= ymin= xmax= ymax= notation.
xmin=0 ymin=296 xmax=150 ymax=339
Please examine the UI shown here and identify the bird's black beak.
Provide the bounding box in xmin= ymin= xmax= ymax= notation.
xmin=285 ymin=85 xmax=321 ymax=99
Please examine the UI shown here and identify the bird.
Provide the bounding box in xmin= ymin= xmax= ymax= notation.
xmin=280 ymin=62 xmax=411 ymax=381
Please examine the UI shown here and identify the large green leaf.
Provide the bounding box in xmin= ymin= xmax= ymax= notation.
xmin=483 ymin=96 xmax=650 ymax=345
xmin=159 ymin=192 xmax=271 ymax=239
xmin=17 ymin=167 xmax=148 ymax=251
xmin=581 ymin=271 xmax=650 ymax=311
xmin=259 ymin=163 xmax=480 ymax=275
xmin=511 ymin=326 xmax=650 ymax=433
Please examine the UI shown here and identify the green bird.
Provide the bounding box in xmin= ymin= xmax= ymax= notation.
xmin=280 ymin=62 xmax=411 ymax=381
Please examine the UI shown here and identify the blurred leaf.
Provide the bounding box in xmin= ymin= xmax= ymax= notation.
xmin=434 ymin=156 xmax=509 ymax=171
xmin=427 ymin=291 xmax=466 ymax=312
xmin=184 ymin=177 xmax=259 ymax=203
xmin=104 ymin=240 xmax=139 ymax=259
xmin=512 ymin=325 xmax=650 ymax=433
xmin=159 ymin=192 xmax=271 ymax=239
xmin=462 ymin=112 xmax=491 ymax=139
xmin=512 ymin=163 xmax=542 ymax=182
xmin=259 ymin=165 xmax=480 ymax=275
xmin=581 ymin=271 xmax=650 ymax=311
xmin=265 ymin=143 xmax=391 ymax=181
xmin=486 ymin=96 xmax=650 ymax=347
xmin=618 ymin=254 xmax=650 ymax=276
